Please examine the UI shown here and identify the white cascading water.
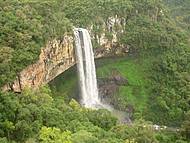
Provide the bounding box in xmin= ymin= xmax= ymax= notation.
xmin=74 ymin=28 xmax=130 ymax=122
xmin=74 ymin=28 xmax=101 ymax=108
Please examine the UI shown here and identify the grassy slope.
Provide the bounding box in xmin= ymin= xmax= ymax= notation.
xmin=96 ymin=56 xmax=151 ymax=116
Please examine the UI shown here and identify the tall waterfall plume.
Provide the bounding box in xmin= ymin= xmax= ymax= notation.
xmin=74 ymin=28 xmax=100 ymax=108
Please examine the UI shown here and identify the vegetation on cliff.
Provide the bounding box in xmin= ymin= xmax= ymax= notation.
xmin=0 ymin=0 xmax=190 ymax=142
xmin=0 ymin=0 xmax=72 ymax=87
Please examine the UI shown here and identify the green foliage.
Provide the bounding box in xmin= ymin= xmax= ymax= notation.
xmin=0 ymin=86 xmax=54 ymax=142
xmin=146 ymin=44 xmax=190 ymax=126
xmin=0 ymin=83 xmax=189 ymax=143
xmin=0 ymin=47 xmax=14 ymax=86
xmin=39 ymin=126 xmax=72 ymax=143
xmin=164 ymin=0 xmax=190 ymax=32
xmin=1 ymin=0 xmax=190 ymax=143
xmin=0 ymin=86 xmax=122 ymax=143
xmin=21 ymin=86 xmax=53 ymax=106
xmin=120 ymin=16 xmax=184 ymax=52
xmin=71 ymin=130 xmax=98 ymax=143
xmin=87 ymin=109 xmax=117 ymax=130
xmin=0 ymin=0 xmax=72 ymax=87
xmin=112 ymin=120 xmax=159 ymax=143
xmin=0 ymin=137 xmax=9 ymax=143
xmin=181 ymin=111 xmax=190 ymax=140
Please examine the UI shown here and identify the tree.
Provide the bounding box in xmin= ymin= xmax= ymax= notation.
xmin=39 ymin=126 xmax=72 ymax=143
xmin=71 ymin=130 xmax=98 ymax=143
xmin=87 ymin=109 xmax=117 ymax=130
xmin=181 ymin=111 xmax=190 ymax=140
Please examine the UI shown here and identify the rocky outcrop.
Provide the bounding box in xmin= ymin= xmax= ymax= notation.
xmin=98 ymin=76 xmax=128 ymax=87
xmin=98 ymin=69 xmax=129 ymax=111
xmin=3 ymin=36 xmax=75 ymax=92
xmin=98 ymin=71 xmax=128 ymax=98
xmin=94 ymin=44 xmax=130 ymax=58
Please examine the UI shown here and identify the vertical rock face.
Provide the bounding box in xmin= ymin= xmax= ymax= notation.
xmin=4 ymin=36 xmax=75 ymax=92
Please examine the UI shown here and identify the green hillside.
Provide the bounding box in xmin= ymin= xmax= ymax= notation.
xmin=0 ymin=0 xmax=190 ymax=142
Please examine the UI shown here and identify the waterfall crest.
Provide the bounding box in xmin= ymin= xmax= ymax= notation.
xmin=74 ymin=28 xmax=100 ymax=108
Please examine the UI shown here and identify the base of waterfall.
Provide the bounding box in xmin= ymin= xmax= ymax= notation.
xmin=81 ymin=99 xmax=112 ymax=110
xmin=82 ymin=99 xmax=131 ymax=124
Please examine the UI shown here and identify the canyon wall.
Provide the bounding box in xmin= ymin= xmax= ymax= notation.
xmin=3 ymin=36 xmax=75 ymax=92
xmin=3 ymin=33 xmax=128 ymax=92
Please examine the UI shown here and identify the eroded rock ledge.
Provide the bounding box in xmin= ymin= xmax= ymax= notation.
xmin=3 ymin=36 xmax=75 ymax=92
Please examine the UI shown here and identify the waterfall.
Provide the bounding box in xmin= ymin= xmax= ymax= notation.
xmin=74 ymin=28 xmax=101 ymax=108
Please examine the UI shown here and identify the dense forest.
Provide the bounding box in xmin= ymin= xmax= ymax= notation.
xmin=0 ymin=0 xmax=190 ymax=143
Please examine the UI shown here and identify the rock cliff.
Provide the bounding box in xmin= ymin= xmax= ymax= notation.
xmin=3 ymin=36 xmax=75 ymax=92
xmin=3 ymin=33 xmax=128 ymax=92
